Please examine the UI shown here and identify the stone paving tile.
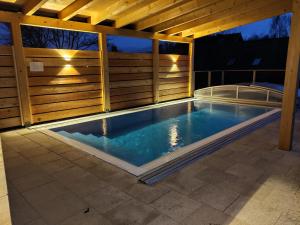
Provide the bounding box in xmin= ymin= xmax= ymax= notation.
xmin=189 ymin=183 xmax=240 ymax=211
xmin=9 ymin=189 xmax=39 ymax=225
xmin=105 ymin=199 xmax=160 ymax=225
xmin=22 ymin=181 xmax=68 ymax=206
xmin=11 ymin=170 xmax=53 ymax=193
xmin=180 ymin=204 xmax=233 ymax=225
xmin=39 ymin=158 xmax=73 ymax=174
xmin=84 ymin=186 xmax=131 ymax=214
xmin=24 ymin=219 xmax=48 ymax=225
xmin=225 ymin=196 xmax=282 ymax=225
xmin=31 ymin=192 xmax=88 ymax=225
xmin=225 ymin=163 xmax=264 ymax=183
xmin=146 ymin=214 xmax=178 ymax=225
xmin=125 ymin=182 xmax=170 ymax=204
xmin=59 ymin=208 xmax=113 ymax=225
xmin=151 ymin=191 xmax=200 ymax=222
xmin=163 ymin=171 xmax=206 ymax=195
xmin=60 ymin=150 xmax=87 ymax=161
xmin=73 ymin=156 xmax=98 ymax=169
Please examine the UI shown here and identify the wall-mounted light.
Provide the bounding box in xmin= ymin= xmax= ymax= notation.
xmin=63 ymin=55 xmax=71 ymax=61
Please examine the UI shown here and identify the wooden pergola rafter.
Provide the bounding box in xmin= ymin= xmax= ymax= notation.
xmin=0 ymin=0 xmax=299 ymax=151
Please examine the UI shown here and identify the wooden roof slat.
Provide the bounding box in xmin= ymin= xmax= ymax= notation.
xmin=152 ymin=0 xmax=249 ymax=33
xmin=170 ymin=0 xmax=292 ymax=36
xmin=135 ymin=0 xmax=217 ymax=31
xmin=114 ymin=0 xmax=186 ymax=28
xmin=192 ymin=0 xmax=292 ymax=38
xmin=88 ymin=0 xmax=141 ymax=25
xmin=23 ymin=0 xmax=48 ymax=15
xmin=59 ymin=0 xmax=94 ymax=21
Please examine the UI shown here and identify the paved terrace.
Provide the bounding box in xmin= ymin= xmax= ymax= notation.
xmin=1 ymin=113 xmax=300 ymax=225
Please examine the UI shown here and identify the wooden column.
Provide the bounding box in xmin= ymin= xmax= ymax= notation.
xmin=152 ymin=39 xmax=160 ymax=103
xmin=188 ymin=40 xmax=195 ymax=96
xmin=279 ymin=0 xmax=300 ymax=151
xmin=98 ymin=33 xmax=111 ymax=112
xmin=10 ymin=21 xmax=32 ymax=126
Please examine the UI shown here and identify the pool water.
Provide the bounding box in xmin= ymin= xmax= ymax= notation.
xmin=51 ymin=101 xmax=271 ymax=166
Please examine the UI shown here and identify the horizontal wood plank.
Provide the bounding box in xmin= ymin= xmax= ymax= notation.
xmin=110 ymin=85 xmax=153 ymax=96
xmin=159 ymin=93 xmax=189 ymax=102
xmin=0 ymin=56 xmax=14 ymax=66
xmin=159 ymin=60 xmax=189 ymax=67
xmin=110 ymin=92 xmax=153 ymax=103
xmin=109 ymin=67 xmax=152 ymax=74
xmin=0 ymin=117 xmax=21 ymax=129
xmin=33 ymin=106 xmax=102 ymax=123
xmin=29 ymin=83 xmax=101 ymax=96
xmin=111 ymin=98 xmax=153 ymax=111
xmin=160 ymin=87 xmax=189 ymax=96
xmin=159 ymin=77 xmax=189 ymax=85
xmin=0 ymin=88 xmax=18 ymax=98
xmin=0 ymin=97 xmax=19 ymax=109
xmin=0 ymin=46 xmax=12 ymax=56
xmin=159 ymin=72 xmax=189 ymax=78
xmin=0 ymin=67 xmax=15 ymax=77
xmin=0 ymin=107 xmax=20 ymax=119
xmin=29 ymin=75 xmax=100 ymax=86
xmin=24 ymin=48 xmax=99 ymax=58
xmin=32 ymin=98 xmax=102 ymax=114
xmin=159 ymin=82 xmax=189 ymax=90
xmin=110 ymin=79 xmax=152 ymax=88
xmin=26 ymin=58 xmax=100 ymax=67
xmin=31 ymin=91 xmax=101 ymax=105
xmin=28 ymin=66 xmax=100 ymax=76
xmin=0 ymin=78 xmax=17 ymax=87
xmin=159 ymin=54 xmax=189 ymax=61
xmin=110 ymin=73 xmax=152 ymax=81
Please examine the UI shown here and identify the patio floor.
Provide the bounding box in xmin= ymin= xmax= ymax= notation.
xmin=1 ymin=113 xmax=300 ymax=225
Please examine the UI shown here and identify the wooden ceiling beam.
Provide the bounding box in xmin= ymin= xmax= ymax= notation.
xmin=114 ymin=0 xmax=186 ymax=28
xmin=23 ymin=0 xmax=48 ymax=15
xmin=89 ymin=0 xmax=141 ymax=25
xmin=0 ymin=10 xmax=192 ymax=43
xmin=151 ymin=0 xmax=245 ymax=33
xmin=135 ymin=0 xmax=217 ymax=31
xmin=192 ymin=0 xmax=292 ymax=39
xmin=59 ymin=0 xmax=94 ymax=21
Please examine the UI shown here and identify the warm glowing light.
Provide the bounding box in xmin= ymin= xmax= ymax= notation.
xmin=170 ymin=55 xmax=179 ymax=63
xmin=64 ymin=55 xmax=71 ymax=61
xmin=64 ymin=64 xmax=72 ymax=68
xmin=169 ymin=124 xmax=179 ymax=147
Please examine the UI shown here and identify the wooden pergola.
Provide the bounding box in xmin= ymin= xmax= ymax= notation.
xmin=0 ymin=0 xmax=299 ymax=151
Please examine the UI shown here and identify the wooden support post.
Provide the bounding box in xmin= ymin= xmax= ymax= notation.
xmin=279 ymin=0 xmax=300 ymax=151
xmin=208 ymin=71 xmax=212 ymax=87
xmin=152 ymin=39 xmax=160 ymax=103
xmin=189 ymin=40 xmax=195 ymax=96
xmin=98 ymin=33 xmax=111 ymax=112
xmin=10 ymin=21 xmax=32 ymax=126
xmin=221 ymin=71 xmax=225 ymax=85
xmin=252 ymin=70 xmax=257 ymax=84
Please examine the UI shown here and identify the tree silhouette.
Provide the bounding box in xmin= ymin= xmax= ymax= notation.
xmin=269 ymin=14 xmax=291 ymax=38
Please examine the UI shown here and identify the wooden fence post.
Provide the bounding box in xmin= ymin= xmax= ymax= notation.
xmin=152 ymin=39 xmax=160 ymax=103
xmin=98 ymin=33 xmax=111 ymax=112
xmin=279 ymin=0 xmax=300 ymax=151
xmin=10 ymin=21 xmax=32 ymax=126
xmin=189 ymin=40 xmax=195 ymax=96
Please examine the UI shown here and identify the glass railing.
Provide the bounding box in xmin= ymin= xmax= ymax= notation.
xmin=194 ymin=85 xmax=283 ymax=107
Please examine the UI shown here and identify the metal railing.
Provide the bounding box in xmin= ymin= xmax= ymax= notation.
xmin=194 ymin=85 xmax=283 ymax=107
xmin=195 ymin=69 xmax=285 ymax=86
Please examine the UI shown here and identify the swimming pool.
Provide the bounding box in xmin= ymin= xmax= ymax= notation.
xmin=45 ymin=100 xmax=280 ymax=175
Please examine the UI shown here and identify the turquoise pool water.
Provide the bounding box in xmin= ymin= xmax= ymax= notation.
xmin=51 ymin=101 xmax=271 ymax=166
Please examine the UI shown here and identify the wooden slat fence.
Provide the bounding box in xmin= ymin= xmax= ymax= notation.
xmin=108 ymin=52 xmax=154 ymax=110
xmin=159 ymin=54 xmax=190 ymax=102
xmin=0 ymin=46 xmax=22 ymax=129
xmin=24 ymin=48 xmax=103 ymax=123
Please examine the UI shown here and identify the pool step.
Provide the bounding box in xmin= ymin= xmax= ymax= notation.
xmin=139 ymin=110 xmax=281 ymax=185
